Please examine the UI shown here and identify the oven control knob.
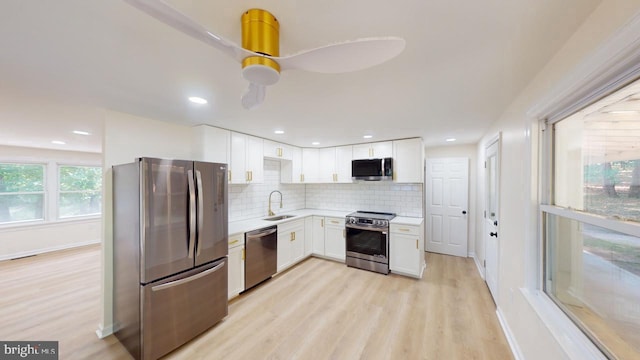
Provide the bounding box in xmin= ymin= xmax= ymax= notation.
xmin=347 ymin=217 xmax=356 ymax=224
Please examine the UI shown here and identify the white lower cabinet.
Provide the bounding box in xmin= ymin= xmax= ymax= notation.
xmin=277 ymin=219 xmax=305 ymax=272
xmin=312 ymin=216 xmax=325 ymax=255
xmin=304 ymin=216 xmax=313 ymax=257
xmin=389 ymin=223 xmax=425 ymax=278
xmin=227 ymin=232 xmax=245 ymax=300
xmin=324 ymin=217 xmax=346 ymax=261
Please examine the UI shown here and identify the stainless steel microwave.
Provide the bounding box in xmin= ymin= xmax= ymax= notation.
xmin=351 ymin=158 xmax=393 ymax=181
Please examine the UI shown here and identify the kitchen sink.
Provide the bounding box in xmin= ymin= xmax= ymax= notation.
xmin=264 ymin=215 xmax=296 ymax=221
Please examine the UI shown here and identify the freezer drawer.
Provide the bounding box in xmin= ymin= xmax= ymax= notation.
xmin=141 ymin=258 xmax=228 ymax=360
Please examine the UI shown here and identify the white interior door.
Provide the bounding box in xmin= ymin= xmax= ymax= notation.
xmin=484 ymin=140 xmax=500 ymax=302
xmin=425 ymin=158 xmax=469 ymax=257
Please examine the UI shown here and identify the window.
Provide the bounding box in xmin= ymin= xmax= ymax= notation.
xmin=0 ymin=163 xmax=46 ymax=224
xmin=58 ymin=165 xmax=102 ymax=218
xmin=543 ymin=78 xmax=640 ymax=359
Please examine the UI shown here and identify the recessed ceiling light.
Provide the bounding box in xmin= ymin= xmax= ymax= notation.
xmin=363 ymin=135 xmax=373 ymax=139
xmin=446 ymin=138 xmax=457 ymax=142
xmin=51 ymin=140 xmax=66 ymax=145
xmin=274 ymin=130 xmax=284 ymax=134
xmin=73 ymin=130 xmax=90 ymax=135
xmin=312 ymin=142 xmax=320 ymax=145
xmin=188 ymin=97 xmax=208 ymax=104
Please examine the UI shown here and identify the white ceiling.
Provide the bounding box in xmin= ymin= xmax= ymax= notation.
xmin=0 ymin=0 xmax=601 ymax=153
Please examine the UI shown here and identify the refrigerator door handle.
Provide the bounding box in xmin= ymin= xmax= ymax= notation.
xmin=151 ymin=260 xmax=225 ymax=292
xmin=195 ymin=169 xmax=204 ymax=256
xmin=187 ymin=169 xmax=196 ymax=259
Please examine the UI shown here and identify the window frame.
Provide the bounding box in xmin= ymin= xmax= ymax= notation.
xmin=539 ymin=88 xmax=640 ymax=359
xmin=56 ymin=164 xmax=102 ymax=220
xmin=0 ymin=161 xmax=48 ymax=226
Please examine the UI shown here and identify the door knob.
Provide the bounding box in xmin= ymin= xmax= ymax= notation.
xmin=490 ymin=232 xmax=498 ymax=237
xmin=462 ymin=210 xmax=467 ymax=215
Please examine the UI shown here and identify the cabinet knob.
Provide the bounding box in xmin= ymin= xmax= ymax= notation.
xmin=490 ymin=232 xmax=498 ymax=237
xmin=462 ymin=210 xmax=467 ymax=215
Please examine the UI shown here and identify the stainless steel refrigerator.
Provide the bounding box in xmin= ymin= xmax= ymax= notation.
xmin=112 ymin=158 xmax=228 ymax=360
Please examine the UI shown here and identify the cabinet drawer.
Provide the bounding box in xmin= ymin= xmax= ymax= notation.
xmin=228 ymin=232 xmax=244 ymax=249
xmin=325 ymin=217 xmax=345 ymax=227
xmin=390 ymin=224 xmax=420 ymax=236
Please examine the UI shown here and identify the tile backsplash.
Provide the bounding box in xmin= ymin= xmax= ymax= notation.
xmin=305 ymin=183 xmax=423 ymax=217
xmin=229 ymin=159 xmax=424 ymax=221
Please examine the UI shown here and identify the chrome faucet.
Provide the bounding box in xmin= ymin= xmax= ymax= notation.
xmin=268 ymin=190 xmax=283 ymax=216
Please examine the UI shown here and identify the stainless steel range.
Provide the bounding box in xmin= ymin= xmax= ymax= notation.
xmin=345 ymin=211 xmax=396 ymax=275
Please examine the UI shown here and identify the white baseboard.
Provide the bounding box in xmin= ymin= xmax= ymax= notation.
xmin=496 ymin=307 xmax=524 ymax=360
xmin=0 ymin=239 xmax=100 ymax=261
xmin=96 ymin=323 xmax=115 ymax=339
xmin=472 ymin=253 xmax=485 ymax=279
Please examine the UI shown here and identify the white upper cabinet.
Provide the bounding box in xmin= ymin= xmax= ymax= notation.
xmin=318 ymin=148 xmax=336 ymax=183
xmin=263 ymin=140 xmax=292 ymax=160
xmin=301 ymin=148 xmax=320 ymax=183
xmin=281 ymin=146 xmax=302 ymax=183
xmin=352 ymin=141 xmax=393 ymax=159
xmin=334 ymin=145 xmax=353 ymax=183
xmin=392 ymin=138 xmax=424 ymax=183
xmin=191 ymin=125 xmax=230 ymax=164
xmin=229 ymin=132 xmax=264 ymax=184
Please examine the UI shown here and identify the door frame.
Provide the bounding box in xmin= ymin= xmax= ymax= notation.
xmin=484 ymin=133 xmax=501 ymax=302
xmin=424 ymin=157 xmax=470 ymax=257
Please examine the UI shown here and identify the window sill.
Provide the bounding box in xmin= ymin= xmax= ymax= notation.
xmin=0 ymin=216 xmax=101 ymax=232
xmin=520 ymin=288 xmax=606 ymax=360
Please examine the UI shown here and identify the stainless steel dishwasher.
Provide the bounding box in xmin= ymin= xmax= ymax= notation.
xmin=244 ymin=226 xmax=278 ymax=291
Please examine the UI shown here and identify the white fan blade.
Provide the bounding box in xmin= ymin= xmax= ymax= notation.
xmin=241 ymin=83 xmax=266 ymax=109
xmin=123 ymin=0 xmax=254 ymax=62
xmin=275 ymin=37 xmax=405 ymax=74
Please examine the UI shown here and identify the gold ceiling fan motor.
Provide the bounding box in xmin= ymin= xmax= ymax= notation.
xmin=241 ymin=9 xmax=281 ymax=86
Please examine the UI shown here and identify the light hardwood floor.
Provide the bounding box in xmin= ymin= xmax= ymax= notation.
xmin=0 ymin=245 xmax=513 ymax=359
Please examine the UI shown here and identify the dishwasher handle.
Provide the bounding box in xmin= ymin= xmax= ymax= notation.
xmin=246 ymin=227 xmax=277 ymax=239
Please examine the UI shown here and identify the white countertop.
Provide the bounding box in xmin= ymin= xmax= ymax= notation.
xmin=228 ymin=209 xmax=352 ymax=235
xmin=229 ymin=209 xmax=423 ymax=235
xmin=390 ymin=216 xmax=424 ymax=226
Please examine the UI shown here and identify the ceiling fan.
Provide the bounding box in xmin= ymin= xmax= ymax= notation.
xmin=124 ymin=0 xmax=406 ymax=109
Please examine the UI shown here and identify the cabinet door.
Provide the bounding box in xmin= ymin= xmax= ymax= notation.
xmin=324 ymin=218 xmax=346 ymax=261
xmin=312 ymin=216 xmax=325 ymax=255
xmin=276 ymin=228 xmax=292 ymax=272
xmin=352 ymin=144 xmax=372 ymax=159
xmin=246 ymin=135 xmax=264 ymax=183
xmin=304 ymin=216 xmax=313 ymax=256
xmin=281 ymin=147 xmax=302 ymax=184
xmin=191 ymin=125 xmax=230 ymax=164
xmin=389 ymin=232 xmax=421 ymax=277
xmin=334 ymin=145 xmax=353 ymax=183
xmin=230 ymin=132 xmax=247 ymax=184
xmin=371 ymin=141 xmax=393 ymax=158
xmin=319 ymin=147 xmax=336 ymax=183
xmin=393 ymin=138 xmax=424 ymax=183
xmin=302 ymin=148 xmax=320 ymax=183
xmin=291 ymin=224 xmax=305 ymax=263
xmin=263 ymin=140 xmax=282 ymax=159
xmin=228 ymin=245 xmax=245 ymax=299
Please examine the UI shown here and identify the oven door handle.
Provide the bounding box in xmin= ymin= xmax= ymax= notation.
xmin=345 ymin=223 xmax=387 ymax=233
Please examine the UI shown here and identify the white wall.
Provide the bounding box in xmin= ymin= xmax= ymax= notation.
xmin=425 ymin=144 xmax=478 ymax=258
xmin=475 ymin=1 xmax=640 ymax=359
xmin=0 ymin=145 xmax=102 ymax=260
xmin=100 ymin=109 xmax=193 ymax=336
